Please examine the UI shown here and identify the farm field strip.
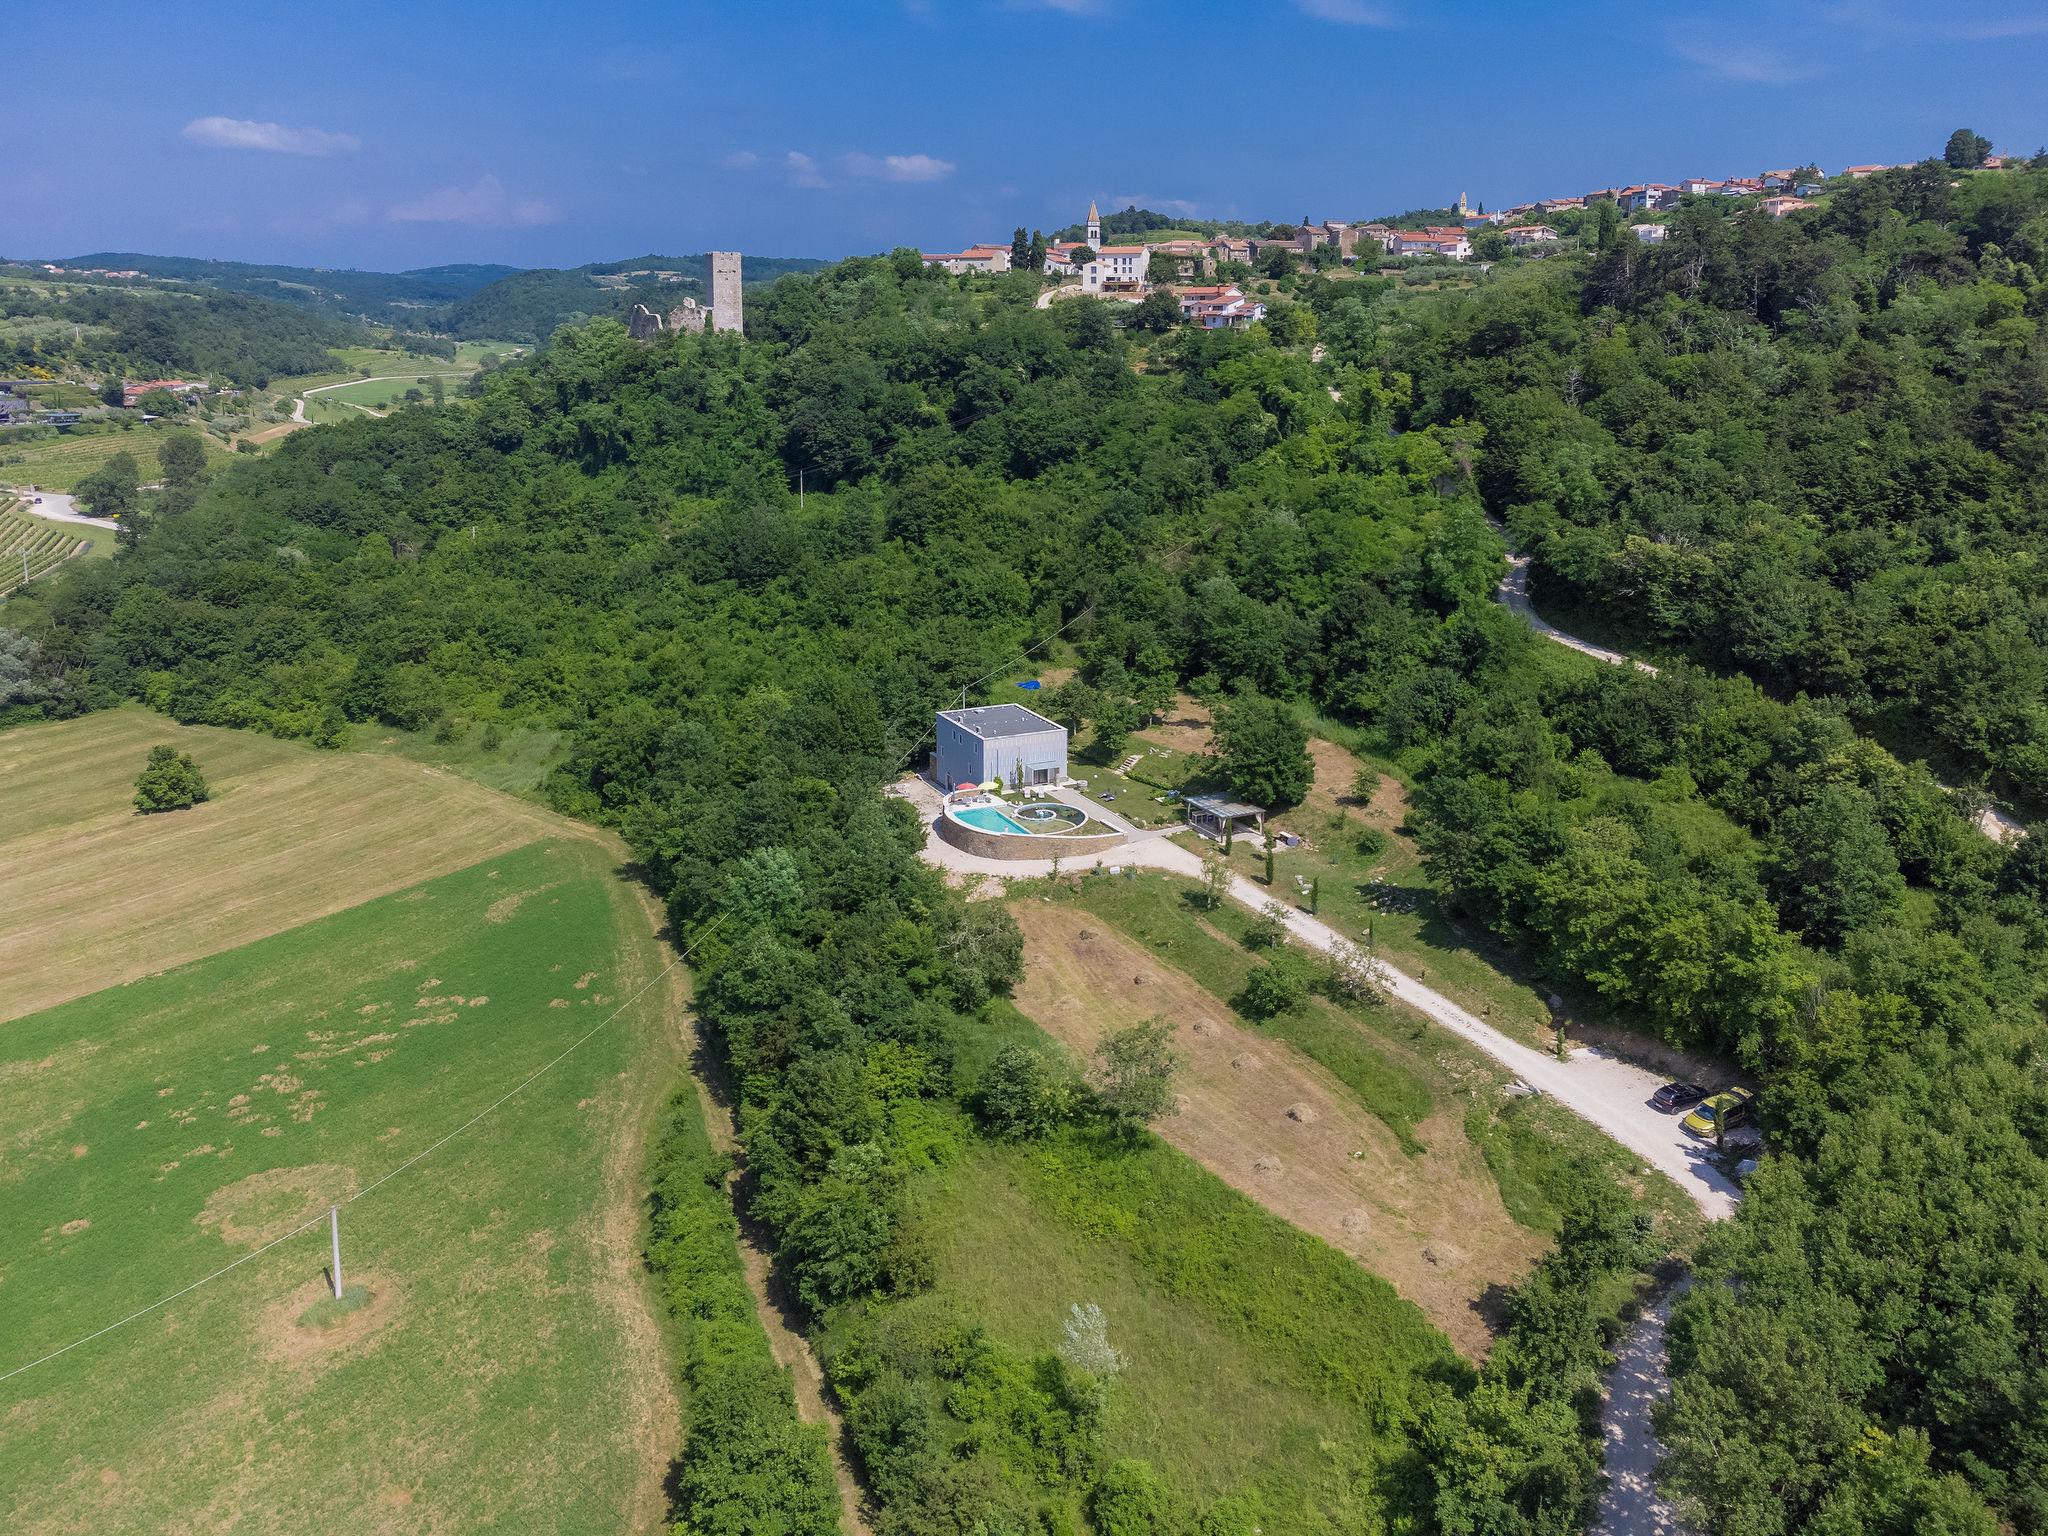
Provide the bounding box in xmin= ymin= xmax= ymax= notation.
xmin=0 ymin=712 xmax=566 ymax=1023
xmin=0 ymin=839 xmax=683 ymax=1534
xmin=0 ymin=425 xmax=230 ymax=491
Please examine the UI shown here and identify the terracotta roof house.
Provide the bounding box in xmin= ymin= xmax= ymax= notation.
xmin=1504 ymin=224 xmax=1559 ymax=248
xmin=1759 ymin=196 xmax=1804 ymax=218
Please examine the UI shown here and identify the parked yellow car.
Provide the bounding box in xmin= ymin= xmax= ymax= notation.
xmin=1681 ymin=1086 xmax=1755 ymax=1139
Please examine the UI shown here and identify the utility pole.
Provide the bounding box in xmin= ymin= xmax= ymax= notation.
xmin=798 ymin=467 xmax=804 ymax=510
xmin=329 ymin=1205 xmax=343 ymax=1299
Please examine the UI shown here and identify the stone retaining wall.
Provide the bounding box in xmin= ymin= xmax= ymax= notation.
xmin=936 ymin=813 xmax=1126 ymax=862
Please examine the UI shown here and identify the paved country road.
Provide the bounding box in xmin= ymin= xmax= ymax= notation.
xmin=5 ymin=490 xmax=116 ymax=530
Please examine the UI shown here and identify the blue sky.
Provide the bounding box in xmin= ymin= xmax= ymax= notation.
xmin=8 ymin=0 xmax=2046 ymax=271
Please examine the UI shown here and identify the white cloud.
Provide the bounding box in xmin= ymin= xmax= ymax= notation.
xmin=182 ymin=115 xmax=359 ymax=156
xmin=387 ymin=175 xmax=557 ymax=227
xmin=721 ymin=150 xmax=760 ymax=170
xmin=786 ymin=151 xmax=830 ymax=189
xmin=844 ymin=151 xmax=957 ymax=183
xmin=1293 ymin=0 xmax=1396 ymax=24
xmin=1670 ymin=39 xmax=1821 ymax=83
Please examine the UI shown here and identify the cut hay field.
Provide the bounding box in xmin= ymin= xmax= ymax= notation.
xmin=0 ymin=837 xmax=684 ymax=1533
xmin=1009 ymin=900 xmax=1545 ymax=1356
xmin=0 ymin=425 xmax=230 ymax=491
xmin=0 ymin=710 xmax=569 ymax=1024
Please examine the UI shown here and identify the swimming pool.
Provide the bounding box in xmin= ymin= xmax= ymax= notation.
xmin=948 ymin=800 xmax=1091 ymax=836
xmin=953 ymin=804 xmax=1032 ymax=835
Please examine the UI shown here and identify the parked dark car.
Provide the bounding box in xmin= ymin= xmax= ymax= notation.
xmin=1650 ymin=1081 xmax=1708 ymax=1113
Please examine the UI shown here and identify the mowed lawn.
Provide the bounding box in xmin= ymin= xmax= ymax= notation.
xmin=0 ymin=839 xmax=683 ymax=1534
xmin=0 ymin=710 xmax=568 ymax=1023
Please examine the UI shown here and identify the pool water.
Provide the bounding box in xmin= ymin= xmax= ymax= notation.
xmin=954 ymin=805 xmax=1031 ymax=835
xmin=950 ymin=801 xmax=1089 ymax=836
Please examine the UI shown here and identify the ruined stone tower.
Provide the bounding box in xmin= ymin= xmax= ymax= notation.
xmin=709 ymin=251 xmax=743 ymax=335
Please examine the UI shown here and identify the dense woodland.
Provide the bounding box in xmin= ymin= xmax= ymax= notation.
xmin=6 ymin=164 xmax=2048 ymax=1534
xmin=0 ymin=281 xmax=366 ymax=385
xmin=41 ymin=253 xmax=520 ymax=327
xmin=1390 ymin=162 xmax=2048 ymax=806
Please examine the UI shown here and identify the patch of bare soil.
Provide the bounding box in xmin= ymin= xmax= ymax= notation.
xmin=196 ymin=1164 xmax=357 ymax=1247
xmin=1301 ymin=737 xmax=1408 ymax=831
xmin=1010 ymin=903 xmax=1546 ymax=1358
xmin=1134 ymin=692 xmax=1215 ymax=755
xmin=260 ymin=1271 xmax=401 ymax=1366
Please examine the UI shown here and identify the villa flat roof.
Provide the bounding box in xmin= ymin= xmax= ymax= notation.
xmin=937 ymin=703 xmax=1064 ymax=739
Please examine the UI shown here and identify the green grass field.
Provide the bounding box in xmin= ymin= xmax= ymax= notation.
xmin=0 ymin=424 xmax=231 ymax=491
xmin=0 ymin=838 xmax=685 ymax=1533
xmin=915 ymin=1131 xmax=1454 ymax=1520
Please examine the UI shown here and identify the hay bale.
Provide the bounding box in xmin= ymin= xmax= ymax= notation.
xmin=1252 ymin=1154 xmax=1283 ymax=1175
xmin=1231 ymin=1053 xmax=1260 ymax=1071
xmin=1286 ymin=1102 xmax=1319 ymax=1124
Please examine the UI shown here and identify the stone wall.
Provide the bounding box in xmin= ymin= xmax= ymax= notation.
xmin=936 ymin=813 xmax=1125 ymax=862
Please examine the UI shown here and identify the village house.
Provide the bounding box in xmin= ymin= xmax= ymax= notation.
xmin=1208 ymin=234 xmax=1253 ymax=265
xmin=1146 ymin=239 xmax=1212 ymax=279
xmin=1632 ymin=223 xmax=1669 ymax=244
xmin=1795 ymin=181 xmax=1826 ymax=198
xmin=1760 ymin=169 xmax=1798 ymax=189
xmin=1617 ymin=184 xmax=1677 ymax=212
xmin=1842 ymin=164 xmax=1889 ymax=179
xmin=1679 ymin=177 xmax=1724 ymax=196
xmin=1356 ymin=223 xmax=1396 ymax=253
xmin=0 ymin=391 xmax=32 ymax=425
xmin=121 ymin=379 xmax=200 ymax=408
xmin=1393 ymin=228 xmax=1471 ymax=260
xmin=1504 ymin=224 xmax=1559 ymax=250
xmin=1174 ymin=284 xmax=1268 ymax=328
xmin=1083 ymin=245 xmax=1148 ymax=293
xmin=1759 ymin=196 xmax=1804 ymax=218
xmin=921 ymin=246 xmax=1012 ymax=275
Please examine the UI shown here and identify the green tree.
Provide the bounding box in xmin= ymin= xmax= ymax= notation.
xmin=75 ymin=451 xmax=141 ymax=521
xmin=1091 ymin=1019 xmax=1179 ymax=1132
xmin=975 ymin=1045 xmax=1078 ymax=1139
xmin=1213 ymin=694 xmax=1312 ymax=807
xmin=1768 ymin=783 xmax=1906 ymax=945
xmin=156 ymin=430 xmax=208 ymax=488
xmin=1130 ymin=288 xmax=1181 ymax=332
xmin=1236 ymin=952 xmax=1312 ymax=1018
xmin=133 ymin=745 xmax=209 ymax=812
xmin=1944 ymin=128 xmax=1992 ymax=168
xmin=1009 ymin=226 xmax=1031 ymax=271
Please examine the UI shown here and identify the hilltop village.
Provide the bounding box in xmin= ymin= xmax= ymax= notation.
xmin=916 ymin=148 xmax=2026 ymax=315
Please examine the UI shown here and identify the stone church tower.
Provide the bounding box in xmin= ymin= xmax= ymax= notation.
xmin=1086 ymin=200 xmax=1101 ymax=249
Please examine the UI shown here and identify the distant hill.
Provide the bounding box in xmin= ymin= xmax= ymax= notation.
xmin=42 ymin=251 xmax=830 ymax=345
xmin=52 ymin=254 xmax=521 ymax=329
xmin=444 ymin=253 xmax=832 ymax=344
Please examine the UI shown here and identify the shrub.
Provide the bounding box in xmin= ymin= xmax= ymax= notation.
xmin=1236 ymin=953 xmax=1312 ymax=1019
xmin=974 ymin=1044 xmax=1080 ymax=1139
xmin=133 ymin=745 xmax=209 ymax=813
xmin=1355 ymin=826 xmax=1390 ymax=858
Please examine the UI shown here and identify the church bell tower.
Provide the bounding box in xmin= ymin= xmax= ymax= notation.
xmin=1086 ymin=199 xmax=1101 ymax=248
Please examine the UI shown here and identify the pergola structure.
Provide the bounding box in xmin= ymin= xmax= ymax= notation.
xmin=1184 ymin=794 xmax=1265 ymax=839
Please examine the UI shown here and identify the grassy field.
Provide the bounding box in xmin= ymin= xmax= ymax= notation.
xmin=0 ymin=838 xmax=684 ymax=1533
xmin=0 ymin=710 xmax=571 ymax=1023
xmin=0 ymin=423 xmax=231 ymax=491
xmin=916 ymin=1130 xmax=1454 ymax=1521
